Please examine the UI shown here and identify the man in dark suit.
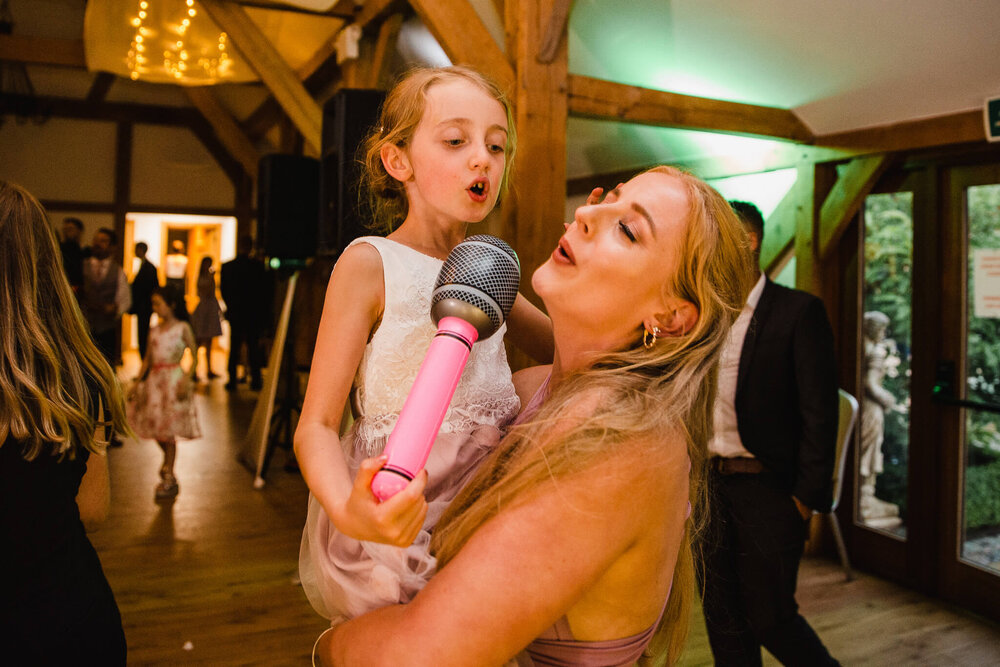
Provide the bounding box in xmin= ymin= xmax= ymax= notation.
xmin=60 ymin=216 xmax=87 ymax=294
xmin=129 ymin=241 xmax=159 ymax=359
xmin=699 ymin=200 xmax=840 ymax=666
xmin=221 ymin=235 xmax=269 ymax=391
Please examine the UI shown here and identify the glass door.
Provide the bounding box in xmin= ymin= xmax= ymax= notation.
xmin=936 ymin=164 xmax=1000 ymax=620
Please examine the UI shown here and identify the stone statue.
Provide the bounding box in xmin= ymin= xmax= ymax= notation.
xmin=859 ymin=311 xmax=902 ymax=528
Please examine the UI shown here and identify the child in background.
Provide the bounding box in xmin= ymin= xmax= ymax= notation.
xmin=129 ymin=284 xmax=200 ymax=501
xmin=296 ymin=65 xmax=552 ymax=622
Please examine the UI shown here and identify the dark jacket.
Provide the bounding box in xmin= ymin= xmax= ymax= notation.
xmin=735 ymin=278 xmax=840 ymax=512
xmin=129 ymin=259 xmax=158 ymax=315
xmin=220 ymin=254 xmax=271 ymax=329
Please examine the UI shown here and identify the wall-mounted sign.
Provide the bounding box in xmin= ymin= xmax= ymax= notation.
xmin=986 ymin=96 xmax=1000 ymax=143
xmin=973 ymin=249 xmax=1000 ymax=318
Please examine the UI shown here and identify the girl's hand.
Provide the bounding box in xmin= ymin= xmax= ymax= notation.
xmin=176 ymin=376 xmax=194 ymax=401
xmin=336 ymin=456 xmax=429 ymax=547
xmin=585 ymin=183 xmax=624 ymax=206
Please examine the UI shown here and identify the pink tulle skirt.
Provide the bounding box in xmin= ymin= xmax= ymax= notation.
xmin=299 ymin=423 xmax=502 ymax=622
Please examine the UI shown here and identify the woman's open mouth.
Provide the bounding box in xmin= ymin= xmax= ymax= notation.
xmin=553 ymin=237 xmax=575 ymax=265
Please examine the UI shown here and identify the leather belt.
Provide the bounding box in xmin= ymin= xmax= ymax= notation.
xmin=711 ymin=456 xmax=766 ymax=475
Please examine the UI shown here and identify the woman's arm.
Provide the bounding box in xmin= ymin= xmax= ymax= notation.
xmin=77 ymin=448 xmax=110 ymax=529
xmin=320 ymin=436 xmax=684 ymax=666
xmin=505 ymin=294 xmax=553 ymax=364
xmin=293 ymin=243 xmax=428 ymax=546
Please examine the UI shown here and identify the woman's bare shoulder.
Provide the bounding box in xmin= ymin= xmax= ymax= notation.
xmin=511 ymin=364 xmax=551 ymax=410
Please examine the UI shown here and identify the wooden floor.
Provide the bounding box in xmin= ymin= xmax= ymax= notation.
xmin=90 ymin=353 xmax=1000 ymax=665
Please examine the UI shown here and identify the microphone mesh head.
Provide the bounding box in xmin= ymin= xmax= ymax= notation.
xmin=432 ymin=235 xmax=520 ymax=339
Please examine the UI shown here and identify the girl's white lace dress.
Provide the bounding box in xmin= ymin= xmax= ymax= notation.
xmin=299 ymin=237 xmax=520 ymax=621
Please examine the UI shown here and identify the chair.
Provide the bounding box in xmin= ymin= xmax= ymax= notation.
xmin=823 ymin=389 xmax=859 ymax=581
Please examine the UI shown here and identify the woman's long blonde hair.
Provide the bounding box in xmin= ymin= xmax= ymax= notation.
xmin=0 ymin=181 xmax=130 ymax=461
xmin=359 ymin=65 xmax=517 ymax=234
xmin=430 ymin=166 xmax=755 ymax=665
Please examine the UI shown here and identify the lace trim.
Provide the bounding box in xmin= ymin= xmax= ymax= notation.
xmin=351 ymin=397 xmax=519 ymax=458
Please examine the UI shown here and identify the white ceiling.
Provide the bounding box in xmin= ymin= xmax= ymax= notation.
xmin=7 ymin=0 xmax=1000 ymax=178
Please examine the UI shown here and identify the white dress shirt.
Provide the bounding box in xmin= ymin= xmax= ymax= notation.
xmin=709 ymin=273 xmax=767 ymax=458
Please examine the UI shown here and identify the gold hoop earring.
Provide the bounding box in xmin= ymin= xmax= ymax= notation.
xmin=643 ymin=326 xmax=660 ymax=349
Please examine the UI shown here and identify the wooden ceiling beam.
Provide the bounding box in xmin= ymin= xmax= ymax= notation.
xmin=762 ymin=184 xmax=800 ymax=275
xmin=0 ymin=94 xmax=200 ymax=125
xmin=817 ymin=155 xmax=890 ymax=259
xmin=408 ymin=0 xmax=514 ymax=91
xmin=568 ymin=74 xmax=815 ymax=143
xmin=85 ymin=72 xmax=116 ymax=103
xmin=241 ymin=0 xmax=400 ymax=140
xmin=815 ymin=109 xmax=985 ymax=152
xmin=537 ymin=0 xmax=572 ymax=64
xmin=0 ymin=35 xmax=85 ymax=68
xmin=200 ymin=0 xmax=323 ymax=154
xmin=185 ymin=87 xmax=261 ymax=179
xmin=368 ymin=12 xmax=404 ymax=89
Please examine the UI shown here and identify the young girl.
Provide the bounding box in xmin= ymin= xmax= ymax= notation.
xmin=295 ymin=66 xmax=552 ymax=622
xmin=129 ymin=284 xmax=201 ymax=500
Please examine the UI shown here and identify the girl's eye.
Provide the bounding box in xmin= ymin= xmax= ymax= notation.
xmin=445 ymin=138 xmax=464 ymax=147
xmin=618 ymin=221 xmax=637 ymax=242
xmin=488 ymin=143 xmax=505 ymax=154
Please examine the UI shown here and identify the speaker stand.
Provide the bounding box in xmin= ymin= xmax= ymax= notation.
xmin=242 ymin=270 xmax=299 ymax=488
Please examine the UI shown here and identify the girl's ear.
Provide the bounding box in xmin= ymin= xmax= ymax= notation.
xmin=648 ymin=300 xmax=699 ymax=337
xmin=380 ymin=143 xmax=412 ymax=182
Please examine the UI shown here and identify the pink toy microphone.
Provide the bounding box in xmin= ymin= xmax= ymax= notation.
xmin=371 ymin=235 xmax=521 ymax=501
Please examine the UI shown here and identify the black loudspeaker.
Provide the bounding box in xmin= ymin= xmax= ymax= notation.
xmin=319 ymin=88 xmax=386 ymax=256
xmin=258 ymin=153 xmax=320 ymax=259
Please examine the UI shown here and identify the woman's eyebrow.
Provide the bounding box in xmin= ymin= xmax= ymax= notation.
xmin=632 ymin=202 xmax=657 ymax=238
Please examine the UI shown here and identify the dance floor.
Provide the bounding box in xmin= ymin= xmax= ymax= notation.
xmin=89 ymin=352 xmax=1000 ymax=665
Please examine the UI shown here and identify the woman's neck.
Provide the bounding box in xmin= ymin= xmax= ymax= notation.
xmin=550 ymin=323 xmax=629 ymax=384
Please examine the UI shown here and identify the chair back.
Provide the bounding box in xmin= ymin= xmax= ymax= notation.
xmin=831 ymin=389 xmax=859 ymax=513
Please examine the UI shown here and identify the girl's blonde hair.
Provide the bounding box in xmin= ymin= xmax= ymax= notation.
xmin=359 ymin=65 xmax=517 ymax=234
xmin=430 ymin=166 xmax=755 ymax=665
xmin=0 ymin=181 xmax=130 ymax=461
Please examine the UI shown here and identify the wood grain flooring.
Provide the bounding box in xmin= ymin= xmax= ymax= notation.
xmin=89 ymin=354 xmax=1000 ymax=665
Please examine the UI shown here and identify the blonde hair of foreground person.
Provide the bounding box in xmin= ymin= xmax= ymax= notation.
xmin=323 ymin=165 xmax=755 ymax=666
xmin=0 ymin=180 xmax=130 ymax=463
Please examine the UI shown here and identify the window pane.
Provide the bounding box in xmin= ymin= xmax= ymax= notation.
xmin=962 ymin=183 xmax=1000 ymax=570
xmin=860 ymin=193 xmax=911 ymax=537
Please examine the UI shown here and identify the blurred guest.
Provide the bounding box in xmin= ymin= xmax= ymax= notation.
xmin=164 ymin=239 xmax=189 ymax=297
xmin=221 ymin=235 xmax=268 ymax=391
xmin=191 ymin=256 xmax=223 ymax=381
xmin=129 ymin=241 xmax=159 ymax=360
xmin=0 ymin=180 xmax=128 ymax=665
xmin=60 ymin=216 xmax=86 ymax=293
xmin=82 ymin=227 xmax=130 ymax=368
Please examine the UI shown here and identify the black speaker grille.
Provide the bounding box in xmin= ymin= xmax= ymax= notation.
xmin=433 ymin=235 xmax=520 ymax=316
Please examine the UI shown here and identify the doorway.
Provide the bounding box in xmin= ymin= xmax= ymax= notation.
xmin=845 ymin=159 xmax=1000 ymax=622
xmin=123 ymin=213 xmax=237 ymax=371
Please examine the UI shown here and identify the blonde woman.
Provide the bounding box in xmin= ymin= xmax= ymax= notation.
xmin=0 ymin=181 xmax=129 ymax=664
xmin=314 ymin=166 xmax=756 ymax=666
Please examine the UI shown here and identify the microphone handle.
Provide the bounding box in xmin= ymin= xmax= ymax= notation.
xmin=371 ymin=317 xmax=480 ymax=501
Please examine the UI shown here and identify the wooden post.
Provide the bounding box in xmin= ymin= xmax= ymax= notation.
xmin=504 ymin=0 xmax=569 ymax=368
